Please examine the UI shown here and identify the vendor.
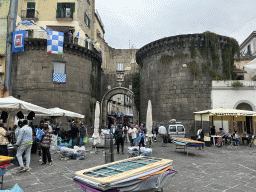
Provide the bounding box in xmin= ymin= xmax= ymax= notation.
xmin=0 ymin=123 xmax=9 ymax=156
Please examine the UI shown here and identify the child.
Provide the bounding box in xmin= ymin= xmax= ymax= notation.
xmin=41 ymin=124 xmax=52 ymax=166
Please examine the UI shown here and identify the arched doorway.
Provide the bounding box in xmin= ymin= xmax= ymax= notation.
xmin=101 ymin=87 xmax=138 ymax=128
xmin=236 ymin=102 xmax=253 ymax=134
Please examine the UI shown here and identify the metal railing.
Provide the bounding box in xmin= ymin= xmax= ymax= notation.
xmin=24 ymin=29 xmax=102 ymax=56
xmin=21 ymin=10 xmax=39 ymax=20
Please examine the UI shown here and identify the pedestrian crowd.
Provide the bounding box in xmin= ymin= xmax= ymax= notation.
xmin=0 ymin=119 xmax=88 ymax=172
xmin=110 ymin=122 xmax=160 ymax=154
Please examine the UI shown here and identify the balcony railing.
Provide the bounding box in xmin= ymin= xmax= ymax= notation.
xmin=21 ymin=10 xmax=39 ymax=21
xmin=24 ymin=29 xmax=102 ymax=57
xmin=56 ymin=10 xmax=74 ymax=20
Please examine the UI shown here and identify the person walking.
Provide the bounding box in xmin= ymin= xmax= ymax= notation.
xmin=114 ymin=124 xmax=124 ymax=154
xmin=158 ymin=124 xmax=167 ymax=147
xmin=70 ymin=121 xmax=79 ymax=148
xmin=79 ymin=123 xmax=87 ymax=147
xmin=137 ymin=128 xmax=145 ymax=150
xmin=41 ymin=124 xmax=52 ymax=166
xmin=153 ymin=125 xmax=158 ymax=142
xmin=15 ymin=120 xmax=33 ymax=172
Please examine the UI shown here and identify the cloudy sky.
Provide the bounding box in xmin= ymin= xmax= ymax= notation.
xmin=96 ymin=0 xmax=256 ymax=49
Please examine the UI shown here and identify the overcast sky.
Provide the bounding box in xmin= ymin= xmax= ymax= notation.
xmin=96 ymin=0 xmax=256 ymax=49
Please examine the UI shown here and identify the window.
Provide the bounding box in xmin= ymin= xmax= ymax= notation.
xmin=56 ymin=3 xmax=75 ymax=19
xmin=168 ymin=126 xmax=176 ymax=132
xmin=117 ymin=63 xmax=123 ymax=71
xmin=53 ymin=62 xmax=66 ymax=83
xmin=84 ymin=12 xmax=91 ymax=28
xmin=26 ymin=2 xmax=35 ymax=18
xmin=177 ymin=126 xmax=184 ymax=132
xmin=0 ymin=58 xmax=2 ymax=66
xmin=87 ymin=0 xmax=91 ymax=5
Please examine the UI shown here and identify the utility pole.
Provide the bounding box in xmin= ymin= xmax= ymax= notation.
xmin=5 ymin=0 xmax=18 ymax=97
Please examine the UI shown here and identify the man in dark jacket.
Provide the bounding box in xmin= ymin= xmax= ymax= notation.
xmin=114 ymin=124 xmax=124 ymax=154
xmin=70 ymin=121 xmax=79 ymax=148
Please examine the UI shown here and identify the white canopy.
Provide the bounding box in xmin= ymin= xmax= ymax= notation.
xmin=244 ymin=58 xmax=256 ymax=80
xmin=0 ymin=96 xmax=53 ymax=116
xmin=48 ymin=107 xmax=84 ymax=118
xmin=92 ymin=101 xmax=100 ymax=146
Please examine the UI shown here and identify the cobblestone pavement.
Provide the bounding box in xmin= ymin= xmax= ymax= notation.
xmin=3 ymin=140 xmax=256 ymax=192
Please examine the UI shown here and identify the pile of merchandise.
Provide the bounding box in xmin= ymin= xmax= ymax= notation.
xmin=59 ymin=146 xmax=86 ymax=160
xmin=127 ymin=147 xmax=140 ymax=158
xmin=74 ymin=156 xmax=176 ymax=192
xmin=127 ymin=147 xmax=152 ymax=158
xmin=0 ymin=156 xmax=13 ymax=189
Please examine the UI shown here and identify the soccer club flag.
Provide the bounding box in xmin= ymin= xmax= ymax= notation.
xmin=12 ymin=30 xmax=25 ymax=52
xmin=47 ymin=31 xmax=64 ymax=55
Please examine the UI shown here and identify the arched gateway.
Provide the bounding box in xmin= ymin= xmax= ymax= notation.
xmin=101 ymin=87 xmax=137 ymax=127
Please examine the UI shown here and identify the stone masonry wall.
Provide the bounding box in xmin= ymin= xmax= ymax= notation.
xmin=136 ymin=33 xmax=231 ymax=136
xmin=11 ymin=39 xmax=101 ymax=126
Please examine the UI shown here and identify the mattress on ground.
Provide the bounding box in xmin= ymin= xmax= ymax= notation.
xmin=75 ymin=156 xmax=172 ymax=184
xmin=74 ymin=169 xmax=176 ymax=192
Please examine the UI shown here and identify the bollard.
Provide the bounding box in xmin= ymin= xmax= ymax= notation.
xmin=104 ymin=133 xmax=114 ymax=164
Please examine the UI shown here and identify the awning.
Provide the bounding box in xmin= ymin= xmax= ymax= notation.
xmin=49 ymin=107 xmax=84 ymax=118
xmin=194 ymin=108 xmax=256 ymax=117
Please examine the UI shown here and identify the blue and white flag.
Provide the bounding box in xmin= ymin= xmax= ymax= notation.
xmin=19 ymin=20 xmax=34 ymax=27
xmin=90 ymin=39 xmax=99 ymax=44
xmin=53 ymin=73 xmax=66 ymax=83
xmin=84 ymin=37 xmax=89 ymax=42
xmin=76 ymin=32 xmax=79 ymax=38
xmin=47 ymin=30 xmax=64 ymax=55
xmin=12 ymin=30 xmax=25 ymax=52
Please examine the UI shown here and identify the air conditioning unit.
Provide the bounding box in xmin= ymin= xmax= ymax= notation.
xmin=66 ymin=8 xmax=71 ymax=18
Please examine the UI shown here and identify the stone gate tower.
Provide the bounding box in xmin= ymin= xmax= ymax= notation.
xmin=136 ymin=32 xmax=239 ymax=135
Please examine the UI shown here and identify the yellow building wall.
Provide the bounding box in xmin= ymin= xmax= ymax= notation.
xmin=0 ymin=0 xmax=11 ymax=56
xmin=16 ymin=0 xmax=95 ymax=46
xmin=0 ymin=57 xmax=6 ymax=98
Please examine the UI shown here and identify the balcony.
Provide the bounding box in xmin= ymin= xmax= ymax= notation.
xmin=21 ymin=10 xmax=39 ymax=21
xmin=56 ymin=10 xmax=74 ymax=21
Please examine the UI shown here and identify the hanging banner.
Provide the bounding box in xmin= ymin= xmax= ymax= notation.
xmin=12 ymin=30 xmax=25 ymax=52
xmin=47 ymin=30 xmax=64 ymax=55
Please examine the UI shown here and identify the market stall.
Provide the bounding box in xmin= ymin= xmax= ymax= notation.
xmin=172 ymin=137 xmax=204 ymax=156
xmin=74 ymin=156 xmax=176 ymax=192
xmin=194 ymin=108 xmax=256 ymax=135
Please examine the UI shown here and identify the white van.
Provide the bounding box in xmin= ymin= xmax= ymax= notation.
xmin=167 ymin=123 xmax=186 ymax=140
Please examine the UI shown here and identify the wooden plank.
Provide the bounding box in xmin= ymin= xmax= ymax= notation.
xmin=172 ymin=137 xmax=204 ymax=144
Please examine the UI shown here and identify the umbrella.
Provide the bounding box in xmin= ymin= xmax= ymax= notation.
xmin=48 ymin=107 xmax=84 ymax=118
xmin=146 ymin=100 xmax=153 ymax=138
xmin=92 ymin=101 xmax=100 ymax=145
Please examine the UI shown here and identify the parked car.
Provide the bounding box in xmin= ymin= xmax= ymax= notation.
xmin=167 ymin=123 xmax=186 ymax=142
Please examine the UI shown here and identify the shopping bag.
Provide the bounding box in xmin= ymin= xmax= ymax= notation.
xmin=35 ymin=128 xmax=44 ymax=141
xmin=84 ymin=136 xmax=88 ymax=143
xmin=67 ymin=139 xmax=72 ymax=148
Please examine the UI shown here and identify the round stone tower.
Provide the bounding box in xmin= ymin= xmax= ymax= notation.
xmin=136 ymin=32 xmax=239 ymax=135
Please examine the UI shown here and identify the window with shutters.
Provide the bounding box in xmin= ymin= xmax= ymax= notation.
xmin=84 ymin=12 xmax=91 ymax=28
xmin=56 ymin=3 xmax=75 ymax=19
xmin=26 ymin=2 xmax=35 ymax=18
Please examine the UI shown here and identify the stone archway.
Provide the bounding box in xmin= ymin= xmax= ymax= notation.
xmin=101 ymin=87 xmax=137 ymax=127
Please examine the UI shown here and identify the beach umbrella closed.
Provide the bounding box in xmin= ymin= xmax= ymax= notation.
xmin=146 ymin=100 xmax=153 ymax=138
xmin=92 ymin=101 xmax=100 ymax=145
